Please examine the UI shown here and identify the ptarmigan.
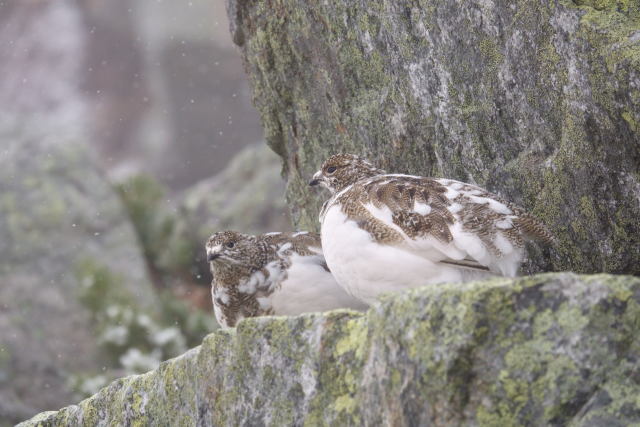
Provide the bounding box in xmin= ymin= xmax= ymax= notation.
xmin=205 ymin=230 xmax=368 ymax=327
xmin=309 ymin=154 xmax=554 ymax=304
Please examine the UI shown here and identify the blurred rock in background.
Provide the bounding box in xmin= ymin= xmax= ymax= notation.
xmin=0 ymin=1 xmax=160 ymax=423
xmin=79 ymin=0 xmax=264 ymax=190
xmin=179 ymin=142 xmax=291 ymax=252
xmin=0 ymin=137 xmax=163 ymax=424
xmin=0 ymin=0 xmax=279 ymax=425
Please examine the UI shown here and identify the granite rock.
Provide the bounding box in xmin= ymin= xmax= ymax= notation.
xmin=227 ymin=0 xmax=640 ymax=275
xmin=18 ymin=273 xmax=640 ymax=426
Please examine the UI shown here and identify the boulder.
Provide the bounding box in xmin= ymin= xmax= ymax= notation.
xmin=0 ymin=135 xmax=162 ymax=424
xmin=17 ymin=273 xmax=640 ymax=426
xmin=226 ymin=0 xmax=640 ymax=275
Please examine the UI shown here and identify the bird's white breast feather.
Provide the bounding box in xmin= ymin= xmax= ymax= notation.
xmin=494 ymin=233 xmax=514 ymax=256
xmin=215 ymin=287 xmax=230 ymax=305
xmin=448 ymin=221 xmax=492 ymax=265
xmin=443 ymin=187 xmax=460 ymax=200
xmin=277 ymin=242 xmax=293 ymax=256
xmin=362 ymin=202 xmax=407 ymax=237
xmin=495 ymin=218 xmax=514 ymax=229
xmin=238 ymin=271 xmax=265 ymax=294
xmin=468 ymin=195 xmax=512 ymax=215
xmin=270 ymin=253 xmax=367 ymax=314
xmin=256 ymin=297 xmax=272 ymax=310
xmin=448 ymin=202 xmax=463 ymax=214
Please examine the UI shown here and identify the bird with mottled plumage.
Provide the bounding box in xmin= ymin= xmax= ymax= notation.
xmin=309 ymin=154 xmax=554 ymax=304
xmin=205 ymin=230 xmax=368 ymax=327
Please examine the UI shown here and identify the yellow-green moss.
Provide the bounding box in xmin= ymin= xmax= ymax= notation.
xmin=334 ymin=316 xmax=367 ymax=358
xmin=479 ymin=38 xmax=505 ymax=72
xmin=622 ymin=111 xmax=639 ymax=132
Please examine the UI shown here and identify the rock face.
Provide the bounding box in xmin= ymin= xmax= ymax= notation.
xmin=70 ymin=0 xmax=264 ymax=191
xmin=226 ymin=0 xmax=640 ymax=275
xmin=18 ymin=273 xmax=640 ymax=426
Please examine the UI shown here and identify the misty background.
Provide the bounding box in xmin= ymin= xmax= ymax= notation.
xmin=0 ymin=0 xmax=290 ymax=424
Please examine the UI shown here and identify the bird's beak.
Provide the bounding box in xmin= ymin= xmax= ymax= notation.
xmin=309 ymin=170 xmax=322 ymax=187
xmin=206 ymin=246 xmax=222 ymax=262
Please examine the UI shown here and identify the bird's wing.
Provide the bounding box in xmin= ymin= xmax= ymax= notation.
xmin=435 ymin=178 xmax=555 ymax=245
xmin=350 ymin=174 xmax=549 ymax=272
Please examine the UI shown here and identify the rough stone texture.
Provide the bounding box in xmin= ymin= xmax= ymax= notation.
xmin=227 ymin=0 xmax=640 ymax=275
xmin=18 ymin=273 xmax=640 ymax=426
xmin=128 ymin=0 xmax=264 ymax=191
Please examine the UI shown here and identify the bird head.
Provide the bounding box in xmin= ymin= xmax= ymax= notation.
xmin=309 ymin=154 xmax=385 ymax=193
xmin=205 ymin=231 xmax=265 ymax=269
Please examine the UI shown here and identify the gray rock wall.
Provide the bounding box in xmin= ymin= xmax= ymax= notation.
xmin=227 ymin=0 xmax=640 ymax=275
xmin=18 ymin=273 xmax=640 ymax=426
xmin=180 ymin=142 xmax=291 ymax=243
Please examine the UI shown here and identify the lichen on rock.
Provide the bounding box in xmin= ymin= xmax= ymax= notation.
xmin=18 ymin=273 xmax=640 ymax=426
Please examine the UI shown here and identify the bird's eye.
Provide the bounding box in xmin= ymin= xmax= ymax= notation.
xmin=326 ymin=166 xmax=337 ymax=174
xmin=225 ymin=241 xmax=235 ymax=248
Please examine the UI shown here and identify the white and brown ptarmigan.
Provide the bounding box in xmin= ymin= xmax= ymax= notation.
xmin=309 ymin=154 xmax=554 ymax=304
xmin=205 ymin=230 xmax=368 ymax=327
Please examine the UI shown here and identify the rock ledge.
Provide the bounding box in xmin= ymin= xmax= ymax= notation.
xmin=19 ymin=273 xmax=640 ymax=426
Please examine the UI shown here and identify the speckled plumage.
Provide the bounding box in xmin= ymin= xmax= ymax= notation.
xmin=205 ymin=230 xmax=367 ymax=327
xmin=311 ymin=154 xmax=554 ymax=303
